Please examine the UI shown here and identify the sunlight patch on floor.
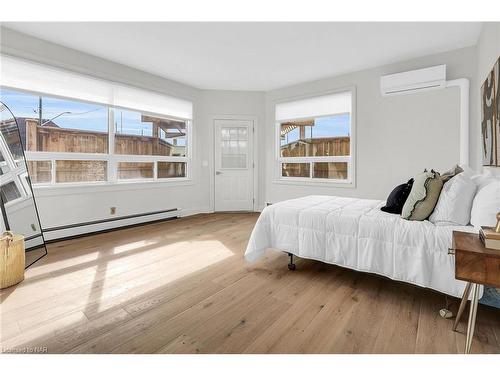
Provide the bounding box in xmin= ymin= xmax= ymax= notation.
xmin=1 ymin=239 xmax=236 ymax=348
xmin=111 ymin=239 xmax=160 ymax=253
xmin=86 ymin=240 xmax=234 ymax=315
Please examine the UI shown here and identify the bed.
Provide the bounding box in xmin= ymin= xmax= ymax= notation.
xmin=245 ymin=195 xmax=480 ymax=298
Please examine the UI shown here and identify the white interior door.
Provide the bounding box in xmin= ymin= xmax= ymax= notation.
xmin=214 ymin=119 xmax=254 ymax=211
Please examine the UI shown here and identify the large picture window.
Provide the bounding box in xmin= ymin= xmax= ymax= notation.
xmin=275 ymin=90 xmax=354 ymax=184
xmin=0 ymin=88 xmax=191 ymax=186
xmin=0 ymin=55 xmax=193 ymax=187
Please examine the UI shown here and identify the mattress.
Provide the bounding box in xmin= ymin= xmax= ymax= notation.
xmin=245 ymin=195 xmax=480 ymax=298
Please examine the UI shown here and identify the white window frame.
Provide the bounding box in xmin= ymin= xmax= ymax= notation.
xmin=275 ymin=87 xmax=356 ymax=187
xmin=5 ymin=89 xmax=193 ymax=188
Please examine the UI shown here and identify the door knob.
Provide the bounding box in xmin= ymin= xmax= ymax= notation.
xmin=216 ymin=171 xmax=222 ymax=175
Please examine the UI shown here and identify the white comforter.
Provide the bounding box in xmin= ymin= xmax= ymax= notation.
xmin=245 ymin=195 xmax=479 ymax=298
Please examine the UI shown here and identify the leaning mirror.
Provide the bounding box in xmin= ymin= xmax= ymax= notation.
xmin=0 ymin=100 xmax=47 ymax=268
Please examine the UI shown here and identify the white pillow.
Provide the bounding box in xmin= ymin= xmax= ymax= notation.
xmin=471 ymin=169 xmax=496 ymax=190
xmin=470 ymin=180 xmax=500 ymax=228
xmin=429 ymin=174 xmax=476 ymax=226
xmin=460 ymin=164 xmax=476 ymax=178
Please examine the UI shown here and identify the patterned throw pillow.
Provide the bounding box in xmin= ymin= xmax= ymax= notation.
xmin=401 ymin=170 xmax=444 ymax=221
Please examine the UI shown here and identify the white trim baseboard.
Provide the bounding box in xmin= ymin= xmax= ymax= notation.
xmin=178 ymin=206 xmax=213 ymax=217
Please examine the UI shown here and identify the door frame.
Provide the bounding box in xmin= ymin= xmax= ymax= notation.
xmin=210 ymin=115 xmax=258 ymax=212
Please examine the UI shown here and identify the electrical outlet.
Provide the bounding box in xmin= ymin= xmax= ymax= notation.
xmin=110 ymin=207 xmax=116 ymax=215
xmin=31 ymin=223 xmax=37 ymax=231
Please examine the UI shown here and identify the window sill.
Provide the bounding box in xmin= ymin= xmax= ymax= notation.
xmin=32 ymin=178 xmax=195 ymax=197
xmin=273 ymin=178 xmax=355 ymax=188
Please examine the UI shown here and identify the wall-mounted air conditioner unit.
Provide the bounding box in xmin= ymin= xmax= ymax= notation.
xmin=380 ymin=65 xmax=446 ymax=96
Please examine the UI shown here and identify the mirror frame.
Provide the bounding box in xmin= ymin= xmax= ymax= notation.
xmin=0 ymin=100 xmax=48 ymax=268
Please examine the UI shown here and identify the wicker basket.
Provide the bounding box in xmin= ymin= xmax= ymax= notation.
xmin=0 ymin=231 xmax=25 ymax=289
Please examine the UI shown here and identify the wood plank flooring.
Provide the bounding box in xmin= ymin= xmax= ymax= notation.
xmin=1 ymin=213 xmax=499 ymax=354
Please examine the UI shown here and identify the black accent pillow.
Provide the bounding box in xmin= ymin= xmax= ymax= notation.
xmin=381 ymin=178 xmax=414 ymax=215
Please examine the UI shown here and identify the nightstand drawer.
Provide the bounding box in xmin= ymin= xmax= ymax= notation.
xmin=455 ymin=251 xmax=500 ymax=288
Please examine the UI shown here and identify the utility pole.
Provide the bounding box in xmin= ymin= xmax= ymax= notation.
xmin=38 ymin=97 xmax=42 ymax=125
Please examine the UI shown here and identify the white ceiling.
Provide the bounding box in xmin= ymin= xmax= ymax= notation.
xmin=4 ymin=22 xmax=482 ymax=91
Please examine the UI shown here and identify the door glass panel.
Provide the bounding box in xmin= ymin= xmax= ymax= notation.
xmin=220 ymin=126 xmax=247 ymax=169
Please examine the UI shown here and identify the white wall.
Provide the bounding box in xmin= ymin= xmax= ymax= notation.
xmin=262 ymin=47 xmax=478 ymax=205
xmin=476 ymin=22 xmax=500 ymax=176
xmin=477 ymin=23 xmax=500 ymax=96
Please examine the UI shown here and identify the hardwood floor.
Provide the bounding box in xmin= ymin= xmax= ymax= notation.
xmin=1 ymin=213 xmax=499 ymax=354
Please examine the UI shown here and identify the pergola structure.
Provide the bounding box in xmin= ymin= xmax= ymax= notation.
xmin=279 ymin=119 xmax=314 ymax=140
xmin=141 ymin=115 xmax=186 ymax=139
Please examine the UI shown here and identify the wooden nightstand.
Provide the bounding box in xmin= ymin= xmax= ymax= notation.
xmin=451 ymin=231 xmax=500 ymax=354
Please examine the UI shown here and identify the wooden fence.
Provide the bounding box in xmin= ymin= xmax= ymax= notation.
xmin=280 ymin=136 xmax=350 ymax=157
xmin=24 ymin=119 xmax=185 ymax=182
xmin=25 ymin=119 xmax=176 ymax=155
xmin=281 ymin=136 xmax=349 ymax=179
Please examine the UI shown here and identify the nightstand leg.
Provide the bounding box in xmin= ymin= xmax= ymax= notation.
xmin=465 ymin=283 xmax=480 ymax=354
xmin=453 ymin=282 xmax=471 ymax=331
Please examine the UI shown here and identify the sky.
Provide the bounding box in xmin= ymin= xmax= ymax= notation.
xmin=1 ymin=88 xmax=108 ymax=132
xmin=281 ymin=113 xmax=350 ymax=145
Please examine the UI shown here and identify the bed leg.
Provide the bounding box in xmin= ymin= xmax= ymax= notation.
xmin=287 ymin=253 xmax=296 ymax=271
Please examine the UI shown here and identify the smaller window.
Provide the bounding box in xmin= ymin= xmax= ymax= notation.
xmin=117 ymin=162 xmax=154 ymax=180
xmin=276 ymin=90 xmax=353 ymax=183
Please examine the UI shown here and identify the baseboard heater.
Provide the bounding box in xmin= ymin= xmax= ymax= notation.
xmin=43 ymin=208 xmax=179 ymax=243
